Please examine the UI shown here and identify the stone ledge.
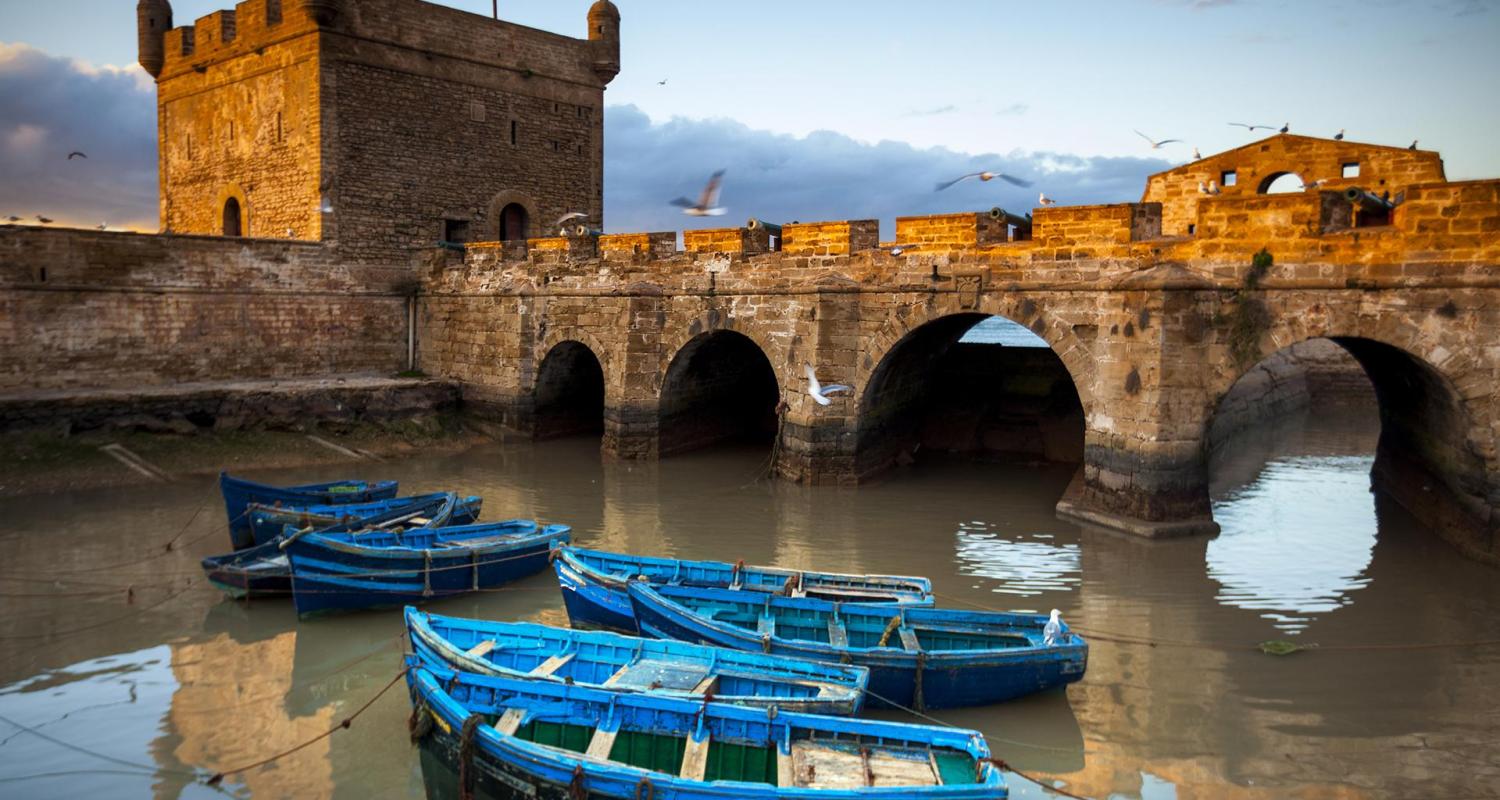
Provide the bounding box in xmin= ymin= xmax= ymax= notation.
xmin=1054 ymin=498 xmax=1221 ymax=540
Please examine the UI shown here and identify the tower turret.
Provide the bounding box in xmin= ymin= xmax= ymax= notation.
xmin=302 ymin=0 xmax=342 ymax=27
xmin=587 ymin=0 xmax=620 ymax=85
xmin=137 ymin=0 xmax=173 ymax=79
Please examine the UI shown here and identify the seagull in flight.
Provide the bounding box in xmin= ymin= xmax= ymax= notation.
xmin=96 ymin=222 xmax=108 ymax=230
xmin=670 ymin=170 xmax=727 ymax=217
xmin=1037 ymin=192 xmax=1057 ymax=206
xmin=1228 ymin=122 xmax=1276 ymax=132
xmin=554 ymin=211 xmax=587 ymax=232
xmin=804 ymin=364 xmax=852 ymax=406
xmin=1133 ymin=130 xmax=1182 ymax=149
xmin=1043 ymin=609 xmax=1065 ymax=646
xmin=934 ymin=171 xmax=1033 ymax=192
xmin=1334 ymin=129 xmax=1345 ymax=141
xmin=35 ymin=215 xmax=53 ymax=224
xmin=657 ymin=79 xmax=668 ymax=85
xmin=1299 ymin=179 xmax=1328 ymax=191
xmin=67 ymin=151 xmax=87 ymax=160
xmin=3 ymin=215 xmax=20 ymax=223
xmin=876 ymin=243 xmax=914 ymax=256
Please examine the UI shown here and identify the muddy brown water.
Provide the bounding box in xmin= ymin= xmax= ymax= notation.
xmin=2 ymin=401 xmax=1499 ymax=799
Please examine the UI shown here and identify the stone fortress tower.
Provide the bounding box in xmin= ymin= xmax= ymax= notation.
xmin=136 ymin=0 xmax=620 ymax=264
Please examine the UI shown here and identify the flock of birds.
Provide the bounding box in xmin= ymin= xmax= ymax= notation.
xmin=4 ymin=149 xmax=113 ymax=231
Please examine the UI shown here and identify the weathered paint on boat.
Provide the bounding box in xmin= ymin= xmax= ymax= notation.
xmin=407 ymin=662 xmax=1007 ymax=799
xmin=628 ymin=583 xmax=1088 ymax=711
xmin=245 ymin=492 xmax=482 ymax=546
xmin=551 ymin=545 xmax=934 ymax=634
xmin=201 ymin=539 xmax=290 ymax=599
xmin=220 ymin=472 xmax=398 ymax=550
xmin=283 ymin=521 xmax=569 ymax=616
xmin=406 ymin=607 xmax=871 ymax=715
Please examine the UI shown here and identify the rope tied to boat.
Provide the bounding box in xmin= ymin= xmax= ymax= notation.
xmin=876 ymin=615 xmax=902 ymax=647
xmin=407 ymin=700 xmax=433 ymax=743
xmin=976 ymin=758 xmax=1090 ymax=800
xmin=636 ymin=776 xmax=654 ymax=800
xmin=458 ymin=713 xmax=483 ymax=800
xmin=913 ymin=651 xmax=926 ymax=712
xmin=568 ymin=763 xmax=588 ymax=800
xmin=422 ymin=551 xmax=433 ymax=597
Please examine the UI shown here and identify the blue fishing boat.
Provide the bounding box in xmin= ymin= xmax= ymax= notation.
xmin=202 ymin=494 xmax=468 ymax=601
xmin=628 ymin=584 xmax=1088 ymax=711
xmin=220 ymin=472 xmax=398 ymax=550
xmin=407 ymin=661 xmax=1007 ymax=799
xmin=245 ymin=492 xmax=483 ymax=547
xmin=406 ymin=607 xmax=870 ymax=715
xmin=283 ymin=520 xmax=570 ymax=616
xmin=551 ymin=545 xmax=934 ymax=633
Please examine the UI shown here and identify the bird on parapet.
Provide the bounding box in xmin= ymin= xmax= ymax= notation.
xmin=1133 ymin=130 xmax=1182 ymax=150
xmin=875 ymin=243 xmax=915 ymax=256
xmin=1204 ymin=181 xmax=1222 ymax=196
xmin=804 ymin=364 xmax=852 ymax=406
xmin=1192 ymin=147 xmax=1202 ymax=160
xmin=934 ymin=171 xmax=1033 ymax=192
xmin=1409 ymin=140 xmax=1419 ymax=150
xmin=1279 ymin=122 xmax=1291 ymax=133
xmin=670 ymin=170 xmax=727 ymax=217
xmin=1228 ymin=122 xmax=1276 ymax=132
xmin=1334 ymin=129 xmax=1345 ymax=141
xmin=1037 ymin=192 xmax=1057 ymax=206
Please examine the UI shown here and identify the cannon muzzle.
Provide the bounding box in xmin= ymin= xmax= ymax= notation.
xmin=570 ymin=225 xmax=603 ymax=237
xmin=747 ymin=217 xmax=783 ymax=237
xmin=1344 ymin=187 xmax=1394 ymax=210
xmin=989 ymin=207 xmax=1033 ymax=240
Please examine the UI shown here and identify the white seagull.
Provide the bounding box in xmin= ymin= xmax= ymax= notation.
xmin=554 ymin=211 xmax=587 ymax=233
xmin=1228 ymin=122 xmax=1276 ymax=132
xmin=1038 ymin=192 xmax=1057 ymax=206
xmin=670 ymin=170 xmax=727 ymax=217
xmin=1043 ymin=609 xmax=1065 ymax=646
xmin=1133 ymin=129 xmax=1182 ymax=149
xmin=1206 ymin=180 xmax=1222 ymax=195
xmin=934 ymin=171 xmax=1033 ymax=192
xmin=804 ymin=364 xmax=852 ymax=406
xmin=1299 ymin=179 xmax=1328 ymax=191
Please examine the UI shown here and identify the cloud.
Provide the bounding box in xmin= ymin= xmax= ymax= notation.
xmin=603 ymin=105 xmax=1172 ymax=238
xmin=0 ymin=43 xmax=158 ymax=229
xmin=900 ymin=104 xmax=959 ymax=117
xmin=996 ymin=103 xmax=1029 ymax=116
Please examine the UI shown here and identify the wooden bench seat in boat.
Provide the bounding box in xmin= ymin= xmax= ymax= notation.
xmin=786 ymin=740 xmax=943 ymax=788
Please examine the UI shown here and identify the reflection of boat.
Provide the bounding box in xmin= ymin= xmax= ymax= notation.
xmin=552 ymin=545 xmax=934 ymax=633
xmin=406 ymin=607 xmax=870 ymax=715
xmin=285 ymin=521 xmax=570 ymax=616
xmin=198 ymin=594 xmax=292 ymax=647
xmin=220 ymin=472 xmax=398 ymax=550
xmin=408 ymin=662 xmax=1007 ymax=799
xmin=246 ymin=492 xmax=482 ymax=546
xmin=629 ymin=583 xmax=1088 ymax=711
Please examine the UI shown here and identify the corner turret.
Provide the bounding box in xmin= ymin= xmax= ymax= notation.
xmin=302 ymin=0 xmax=341 ymax=26
xmin=137 ymin=0 xmax=173 ymax=78
xmin=587 ymin=0 xmax=620 ymax=85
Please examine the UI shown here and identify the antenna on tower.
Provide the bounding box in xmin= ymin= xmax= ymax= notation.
xmin=492 ymin=1 xmax=498 ymax=19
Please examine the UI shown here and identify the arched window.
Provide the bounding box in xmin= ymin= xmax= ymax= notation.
xmin=222 ymin=198 xmax=243 ymax=237
xmin=1259 ymin=172 xmax=1304 ymax=195
xmin=499 ymin=203 xmax=528 ymax=241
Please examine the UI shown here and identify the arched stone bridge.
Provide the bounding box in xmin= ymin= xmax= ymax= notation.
xmin=419 ymin=137 xmax=1500 ymax=565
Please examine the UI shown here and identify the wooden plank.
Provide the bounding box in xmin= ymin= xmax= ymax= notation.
xmin=529 ymin=653 xmax=574 ymax=677
xmin=495 ymin=708 xmax=525 ymax=736
xmin=898 ymin=627 xmax=921 ymax=651
xmin=680 ymin=734 xmax=711 ymax=781
xmin=585 ymin=727 xmax=618 ymax=760
xmin=690 ymin=674 xmax=719 ymax=695
xmin=465 ymin=640 xmax=496 ymax=658
xmin=601 ymin=664 xmax=628 ymax=687
xmin=778 ymin=750 xmax=796 ymax=788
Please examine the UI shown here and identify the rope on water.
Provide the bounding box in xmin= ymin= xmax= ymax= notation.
xmin=205 ymin=666 xmax=409 ymax=788
xmin=978 ymin=758 xmax=1090 ymax=800
xmin=0 ymin=579 xmax=200 ymax=641
xmin=0 ymin=712 xmax=201 ymax=780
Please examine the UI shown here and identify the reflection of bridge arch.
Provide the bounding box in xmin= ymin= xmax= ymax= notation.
xmin=658 ymin=329 xmax=781 ymax=457
xmin=854 ymin=311 xmax=1087 ymax=480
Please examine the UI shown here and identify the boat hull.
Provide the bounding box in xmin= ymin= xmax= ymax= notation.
xmin=246 ymin=493 xmax=482 ymax=547
xmin=552 ymin=555 xmax=638 ymax=633
xmin=201 ymin=539 xmax=291 ymax=599
xmin=220 ymin=472 xmax=398 ymax=550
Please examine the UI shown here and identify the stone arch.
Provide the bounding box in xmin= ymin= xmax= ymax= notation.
xmin=216 ymin=184 xmax=250 ymax=237
xmin=537 ymin=327 xmax=615 ymax=398
xmin=853 ymin=300 xmax=1092 ymax=479
xmin=1205 ymin=305 xmax=1495 ymax=561
xmin=657 ymin=312 xmax=791 ymax=400
xmin=1258 ymin=171 xmax=1303 ymax=194
xmin=485 ymin=190 xmax=540 ymax=242
xmin=533 ymin=339 xmax=606 ymax=440
xmin=657 ymin=327 xmax=782 ymax=457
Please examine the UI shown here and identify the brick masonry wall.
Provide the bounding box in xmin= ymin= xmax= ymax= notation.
xmin=0 ymin=228 xmax=409 ymax=393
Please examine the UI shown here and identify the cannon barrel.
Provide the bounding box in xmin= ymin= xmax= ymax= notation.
xmin=988 ymin=207 xmax=1033 ymax=229
xmin=1344 ymin=187 xmax=1394 ymax=210
xmin=570 ymin=224 xmax=603 ymax=237
xmin=747 ymin=217 xmax=783 ymax=237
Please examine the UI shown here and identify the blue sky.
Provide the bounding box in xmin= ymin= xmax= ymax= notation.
xmin=3 ymin=0 xmax=1497 ymax=231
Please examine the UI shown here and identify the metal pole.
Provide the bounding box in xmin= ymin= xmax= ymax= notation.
xmin=492 ymin=1 xmax=498 ymax=19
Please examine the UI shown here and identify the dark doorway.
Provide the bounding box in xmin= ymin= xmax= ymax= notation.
xmin=659 ymin=331 xmax=780 ymax=456
xmin=223 ymin=198 xmax=242 ymax=237
xmin=534 ymin=341 xmax=605 ymax=440
xmin=499 ymin=203 xmax=529 ymax=241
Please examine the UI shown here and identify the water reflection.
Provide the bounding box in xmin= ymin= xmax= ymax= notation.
xmin=954 ymin=525 xmax=1081 ymax=599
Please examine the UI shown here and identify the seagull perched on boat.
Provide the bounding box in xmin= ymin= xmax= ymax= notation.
xmin=670 ymin=170 xmax=727 ymax=217
xmin=934 ymin=171 xmax=1033 ymax=192
xmin=1043 ymin=609 xmax=1065 ymax=646
xmin=1037 ymin=192 xmax=1057 ymax=206
xmin=1334 ymin=129 xmax=1345 ymax=141
xmin=1133 ymin=129 xmax=1182 ymax=150
xmin=67 ymin=151 xmax=87 ymax=160
xmin=1228 ymin=122 xmax=1276 ymax=132
xmin=804 ymin=364 xmax=852 ymax=406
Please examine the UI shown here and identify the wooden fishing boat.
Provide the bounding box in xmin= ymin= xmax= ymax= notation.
xmin=551 ymin=545 xmax=933 ymax=634
xmin=220 ymin=472 xmax=398 ymax=550
xmin=202 ymin=494 xmax=468 ymax=601
xmin=245 ymin=492 xmax=482 ymax=546
xmin=283 ymin=519 xmax=570 ymax=616
xmin=407 ymin=661 xmax=1007 ymax=799
xmin=628 ymin=584 xmax=1088 ymax=711
xmin=406 ymin=607 xmax=870 ymax=715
